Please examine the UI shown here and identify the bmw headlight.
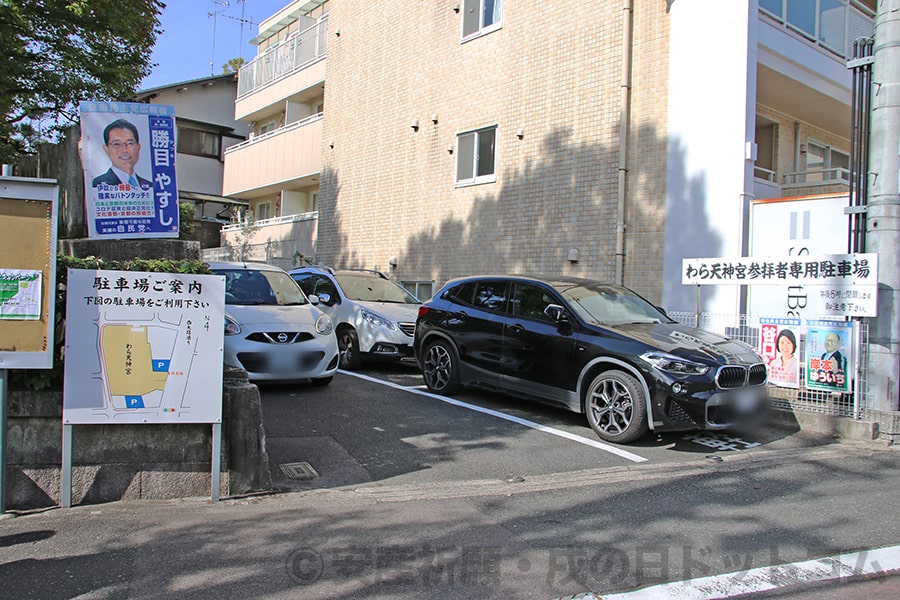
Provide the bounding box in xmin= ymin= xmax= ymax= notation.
xmin=361 ymin=310 xmax=395 ymax=330
xmin=224 ymin=315 xmax=242 ymax=336
xmin=640 ymin=352 xmax=709 ymax=376
xmin=315 ymin=313 xmax=333 ymax=335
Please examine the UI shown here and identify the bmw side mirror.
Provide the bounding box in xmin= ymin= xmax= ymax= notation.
xmin=315 ymin=292 xmax=329 ymax=305
xmin=308 ymin=294 xmax=320 ymax=305
xmin=544 ymin=304 xmax=568 ymax=323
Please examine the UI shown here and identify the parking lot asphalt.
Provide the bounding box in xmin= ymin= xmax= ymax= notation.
xmin=3 ymin=365 xmax=898 ymax=599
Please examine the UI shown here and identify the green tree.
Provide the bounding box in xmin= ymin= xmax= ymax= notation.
xmin=222 ymin=57 xmax=245 ymax=75
xmin=178 ymin=201 xmax=195 ymax=238
xmin=0 ymin=0 xmax=165 ymax=163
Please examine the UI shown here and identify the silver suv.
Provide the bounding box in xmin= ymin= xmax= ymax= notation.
xmin=290 ymin=267 xmax=421 ymax=370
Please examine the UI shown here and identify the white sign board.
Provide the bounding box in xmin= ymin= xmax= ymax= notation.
xmin=747 ymin=195 xmax=851 ymax=319
xmin=62 ymin=269 xmax=225 ymax=424
xmin=682 ymin=253 xmax=878 ymax=317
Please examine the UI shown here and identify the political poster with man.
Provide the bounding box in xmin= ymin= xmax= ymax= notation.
xmin=80 ymin=101 xmax=179 ymax=239
xmin=805 ymin=320 xmax=853 ymax=393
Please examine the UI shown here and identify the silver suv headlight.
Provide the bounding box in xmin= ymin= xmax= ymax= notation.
xmin=640 ymin=352 xmax=710 ymax=376
xmin=315 ymin=313 xmax=333 ymax=335
xmin=360 ymin=309 xmax=395 ymax=331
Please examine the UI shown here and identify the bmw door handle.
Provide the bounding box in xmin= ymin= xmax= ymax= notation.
xmin=506 ymin=323 xmax=524 ymax=334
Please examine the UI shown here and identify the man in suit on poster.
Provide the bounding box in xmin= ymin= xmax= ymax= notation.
xmin=91 ymin=118 xmax=151 ymax=189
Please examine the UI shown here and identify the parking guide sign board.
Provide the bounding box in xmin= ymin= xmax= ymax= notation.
xmin=62 ymin=269 xmax=225 ymax=425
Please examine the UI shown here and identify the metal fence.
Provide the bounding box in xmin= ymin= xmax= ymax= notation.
xmin=669 ymin=312 xmax=869 ymax=420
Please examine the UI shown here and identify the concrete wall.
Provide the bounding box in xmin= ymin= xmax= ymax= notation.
xmin=5 ymin=368 xmax=271 ymax=509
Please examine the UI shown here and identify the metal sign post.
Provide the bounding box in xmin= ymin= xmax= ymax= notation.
xmin=1 ymin=369 xmax=7 ymax=514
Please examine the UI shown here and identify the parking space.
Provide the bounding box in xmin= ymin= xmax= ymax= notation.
xmin=257 ymin=361 xmax=833 ymax=494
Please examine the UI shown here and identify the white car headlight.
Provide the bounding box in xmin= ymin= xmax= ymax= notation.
xmin=224 ymin=315 xmax=242 ymax=336
xmin=360 ymin=309 xmax=395 ymax=330
xmin=640 ymin=352 xmax=709 ymax=376
xmin=315 ymin=313 xmax=333 ymax=335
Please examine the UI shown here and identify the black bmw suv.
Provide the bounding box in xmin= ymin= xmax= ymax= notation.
xmin=413 ymin=275 xmax=768 ymax=444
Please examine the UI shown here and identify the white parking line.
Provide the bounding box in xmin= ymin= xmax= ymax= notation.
xmin=591 ymin=543 xmax=900 ymax=599
xmin=340 ymin=370 xmax=648 ymax=463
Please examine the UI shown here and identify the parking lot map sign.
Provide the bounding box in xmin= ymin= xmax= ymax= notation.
xmin=62 ymin=269 xmax=225 ymax=425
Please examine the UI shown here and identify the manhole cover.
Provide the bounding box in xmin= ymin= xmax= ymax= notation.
xmin=279 ymin=462 xmax=319 ymax=480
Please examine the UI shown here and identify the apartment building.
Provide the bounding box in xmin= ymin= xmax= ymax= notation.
xmin=219 ymin=0 xmax=873 ymax=313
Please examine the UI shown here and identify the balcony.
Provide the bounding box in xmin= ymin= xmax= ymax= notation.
xmin=204 ymin=212 xmax=319 ymax=272
xmin=754 ymin=165 xmax=851 ymax=200
xmin=759 ymin=0 xmax=874 ymax=60
xmin=235 ymin=17 xmax=327 ymax=121
xmin=222 ymin=113 xmax=323 ymax=198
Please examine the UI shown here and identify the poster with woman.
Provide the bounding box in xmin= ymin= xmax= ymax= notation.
xmin=759 ymin=318 xmax=800 ymax=388
xmin=805 ymin=320 xmax=853 ymax=393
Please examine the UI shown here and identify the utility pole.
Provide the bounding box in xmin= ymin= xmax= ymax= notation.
xmin=867 ymin=0 xmax=900 ymax=412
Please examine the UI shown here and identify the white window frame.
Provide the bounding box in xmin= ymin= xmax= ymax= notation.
xmin=255 ymin=201 xmax=272 ymax=221
xmin=461 ymin=0 xmax=502 ymax=41
xmin=402 ymin=281 xmax=434 ymax=302
xmin=258 ymin=120 xmax=277 ymax=136
xmin=455 ymin=125 xmax=498 ymax=187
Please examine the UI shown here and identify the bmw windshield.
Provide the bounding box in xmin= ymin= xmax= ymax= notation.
xmin=555 ymin=282 xmax=672 ymax=326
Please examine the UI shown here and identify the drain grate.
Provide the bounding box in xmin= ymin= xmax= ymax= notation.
xmin=279 ymin=461 xmax=319 ymax=480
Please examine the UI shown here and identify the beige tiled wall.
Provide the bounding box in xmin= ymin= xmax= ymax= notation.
xmin=318 ymin=1 xmax=671 ymax=302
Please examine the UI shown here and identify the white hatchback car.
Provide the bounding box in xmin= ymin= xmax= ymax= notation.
xmin=290 ymin=267 xmax=421 ymax=370
xmin=208 ymin=262 xmax=339 ymax=384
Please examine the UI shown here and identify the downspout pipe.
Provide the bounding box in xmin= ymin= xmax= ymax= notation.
xmin=615 ymin=0 xmax=634 ymax=285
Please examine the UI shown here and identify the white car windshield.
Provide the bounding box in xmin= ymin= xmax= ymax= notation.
xmin=336 ymin=273 xmax=420 ymax=304
xmin=219 ymin=269 xmax=309 ymax=306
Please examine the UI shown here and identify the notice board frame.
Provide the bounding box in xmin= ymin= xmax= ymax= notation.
xmin=0 ymin=176 xmax=59 ymax=369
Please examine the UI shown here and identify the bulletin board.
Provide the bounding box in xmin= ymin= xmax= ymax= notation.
xmin=0 ymin=177 xmax=58 ymax=369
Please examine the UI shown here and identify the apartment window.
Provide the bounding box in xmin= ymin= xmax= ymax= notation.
xmin=258 ymin=120 xmax=277 ymax=135
xmin=177 ymin=127 xmax=221 ymax=159
xmin=462 ymin=0 xmax=502 ymax=39
xmin=456 ymin=126 xmax=497 ymax=186
xmin=255 ymin=201 xmax=272 ymax=221
xmin=403 ymin=281 xmax=434 ymax=302
xmin=805 ymin=140 xmax=850 ymax=183
xmin=310 ymin=191 xmax=319 ymax=212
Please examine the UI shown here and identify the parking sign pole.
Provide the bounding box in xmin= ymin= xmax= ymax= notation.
xmin=1 ymin=369 xmax=7 ymax=514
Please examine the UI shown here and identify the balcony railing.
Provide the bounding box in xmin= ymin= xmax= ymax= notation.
xmin=237 ymin=16 xmax=328 ymax=98
xmin=221 ymin=211 xmax=318 ymax=233
xmin=759 ymin=0 xmax=874 ymax=59
xmin=783 ymin=167 xmax=851 ymax=188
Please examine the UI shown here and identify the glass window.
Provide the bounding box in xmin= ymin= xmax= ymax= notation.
xmin=472 ymin=281 xmax=508 ymax=312
xmin=786 ymin=0 xmax=817 ymax=39
xmin=255 ymin=201 xmax=271 ymax=221
xmin=819 ymin=0 xmax=846 ymax=53
xmin=463 ymin=0 xmax=502 ymax=38
xmin=335 ymin=273 xmax=420 ymax=304
xmin=511 ymin=284 xmax=555 ymax=322
xmin=177 ymin=127 xmax=221 ymax=159
xmin=456 ymin=126 xmax=497 ymax=186
xmin=402 ymin=281 xmax=433 ymax=302
xmin=759 ymin=0 xmax=783 ymax=18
